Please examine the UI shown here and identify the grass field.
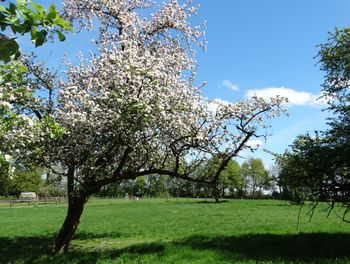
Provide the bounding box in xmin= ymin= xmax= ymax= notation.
xmin=1 ymin=198 xmax=350 ymax=263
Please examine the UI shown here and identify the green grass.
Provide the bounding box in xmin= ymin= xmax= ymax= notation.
xmin=1 ymin=198 xmax=350 ymax=263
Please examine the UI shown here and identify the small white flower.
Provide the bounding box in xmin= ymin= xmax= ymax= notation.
xmin=1 ymin=101 xmax=12 ymax=109
xmin=4 ymin=154 xmax=11 ymax=162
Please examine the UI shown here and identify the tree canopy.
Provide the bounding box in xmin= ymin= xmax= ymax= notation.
xmin=1 ymin=0 xmax=286 ymax=253
xmin=193 ymin=156 xmax=243 ymax=201
xmin=275 ymin=27 xmax=350 ymax=218
xmin=0 ymin=0 xmax=72 ymax=201
xmin=241 ymin=157 xmax=269 ymax=198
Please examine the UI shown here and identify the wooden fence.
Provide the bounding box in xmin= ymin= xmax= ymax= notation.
xmin=0 ymin=197 xmax=66 ymax=207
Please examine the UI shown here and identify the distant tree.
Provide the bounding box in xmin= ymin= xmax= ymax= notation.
xmin=317 ymin=29 xmax=350 ymax=200
xmin=193 ymin=157 xmax=243 ymax=201
xmin=0 ymin=154 xmax=11 ymax=196
xmin=166 ymin=177 xmax=184 ymax=198
xmin=1 ymin=155 xmax=45 ymax=197
xmin=39 ymin=177 xmax=67 ymax=198
xmin=273 ymin=27 xmax=350 ymax=216
xmin=101 ymin=181 xmax=132 ymax=198
xmin=266 ymin=163 xmax=282 ymax=199
xmin=274 ymin=135 xmax=324 ymax=204
xmin=147 ymin=175 xmax=169 ymax=198
xmin=220 ymin=160 xmax=243 ymax=198
xmin=241 ymin=158 xmax=269 ymax=198
xmin=133 ymin=177 xmax=146 ymax=196
xmin=9 ymin=166 xmax=43 ymax=195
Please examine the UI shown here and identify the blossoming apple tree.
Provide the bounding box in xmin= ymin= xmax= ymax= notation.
xmin=1 ymin=0 xmax=286 ymax=253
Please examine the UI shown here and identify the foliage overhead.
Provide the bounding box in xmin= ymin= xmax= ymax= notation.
xmin=0 ymin=0 xmax=72 ymax=62
xmin=0 ymin=0 xmax=72 ymax=201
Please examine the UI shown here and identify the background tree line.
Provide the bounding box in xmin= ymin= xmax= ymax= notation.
xmin=0 ymin=159 xmax=66 ymax=198
xmin=97 ymin=157 xmax=274 ymax=200
xmin=0 ymin=156 xmax=276 ymax=200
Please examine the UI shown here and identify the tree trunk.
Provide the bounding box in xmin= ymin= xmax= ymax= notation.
xmin=54 ymin=165 xmax=89 ymax=254
xmin=252 ymin=181 xmax=256 ymax=199
xmin=54 ymin=194 xmax=88 ymax=254
xmin=212 ymin=184 xmax=220 ymax=203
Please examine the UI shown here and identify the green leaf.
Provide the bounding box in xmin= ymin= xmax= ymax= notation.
xmin=16 ymin=0 xmax=27 ymax=10
xmin=48 ymin=4 xmax=56 ymax=14
xmin=55 ymin=30 xmax=65 ymax=41
xmin=0 ymin=22 xmax=7 ymax=31
xmin=40 ymin=29 xmax=48 ymax=37
xmin=22 ymin=9 xmax=37 ymax=25
xmin=33 ymin=30 xmax=46 ymax=47
xmin=54 ymin=17 xmax=72 ymax=31
xmin=8 ymin=3 xmax=17 ymax=15
xmin=8 ymin=15 xmax=19 ymax=24
xmin=21 ymin=19 xmax=33 ymax=33
xmin=0 ymin=38 xmax=19 ymax=62
xmin=30 ymin=27 xmax=37 ymax=41
xmin=30 ymin=2 xmax=43 ymax=14
xmin=47 ymin=11 xmax=57 ymax=21
xmin=17 ymin=64 xmax=28 ymax=73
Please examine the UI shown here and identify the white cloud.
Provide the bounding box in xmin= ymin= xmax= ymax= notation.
xmin=222 ymin=80 xmax=239 ymax=91
xmin=246 ymin=87 xmax=325 ymax=106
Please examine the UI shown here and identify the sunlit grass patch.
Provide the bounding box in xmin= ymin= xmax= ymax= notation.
xmin=1 ymin=198 xmax=350 ymax=263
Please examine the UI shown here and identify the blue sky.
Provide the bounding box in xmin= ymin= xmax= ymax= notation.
xmin=17 ymin=0 xmax=350 ymax=168
xmin=194 ymin=0 xmax=350 ymax=168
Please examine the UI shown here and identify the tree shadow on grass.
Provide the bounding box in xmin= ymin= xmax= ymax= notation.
xmin=55 ymin=241 xmax=165 ymax=264
xmin=0 ymin=232 xmax=164 ymax=264
xmin=178 ymin=233 xmax=350 ymax=263
xmin=179 ymin=199 xmax=230 ymax=204
xmin=195 ymin=199 xmax=230 ymax=204
xmin=1 ymin=232 xmax=350 ymax=263
xmin=0 ymin=235 xmax=54 ymax=263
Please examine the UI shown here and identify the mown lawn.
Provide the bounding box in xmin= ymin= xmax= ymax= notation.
xmin=1 ymin=198 xmax=350 ymax=263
